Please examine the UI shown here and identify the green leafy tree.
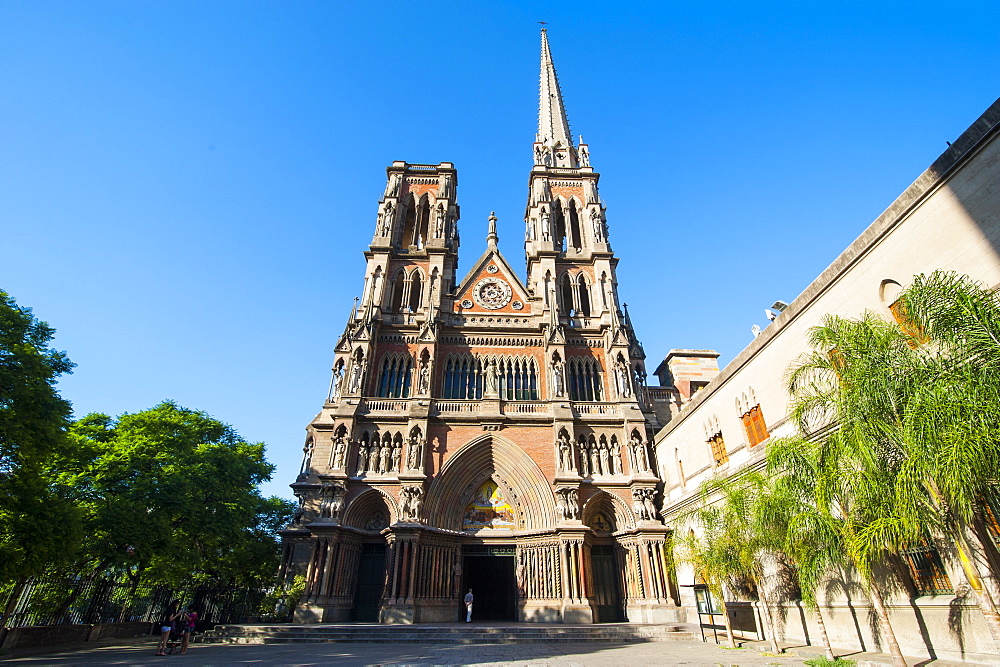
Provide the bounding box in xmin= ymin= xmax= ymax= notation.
xmin=60 ymin=401 xmax=294 ymax=588
xmin=0 ymin=290 xmax=82 ymax=625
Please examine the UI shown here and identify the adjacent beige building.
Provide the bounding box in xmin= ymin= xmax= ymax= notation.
xmin=654 ymin=98 xmax=1000 ymax=663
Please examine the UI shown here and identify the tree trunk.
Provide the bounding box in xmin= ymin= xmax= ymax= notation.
xmin=756 ymin=589 xmax=782 ymax=654
xmin=812 ymin=602 xmax=836 ymax=661
xmin=0 ymin=577 xmax=28 ymax=629
xmin=719 ymin=599 xmax=738 ymax=649
xmin=864 ymin=576 xmax=906 ymax=667
xmin=952 ymin=517 xmax=1000 ymax=653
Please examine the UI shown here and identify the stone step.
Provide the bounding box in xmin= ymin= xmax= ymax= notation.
xmin=198 ymin=623 xmax=696 ymax=645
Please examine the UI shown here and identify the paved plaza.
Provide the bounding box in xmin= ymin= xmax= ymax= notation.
xmin=0 ymin=636 xmax=977 ymax=666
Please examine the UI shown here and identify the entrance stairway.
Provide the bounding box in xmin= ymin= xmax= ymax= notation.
xmin=199 ymin=623 xmax=696 ymax=645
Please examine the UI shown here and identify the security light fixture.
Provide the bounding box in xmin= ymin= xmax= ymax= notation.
xmin=771 ymin=300 xmax=789 ymax=312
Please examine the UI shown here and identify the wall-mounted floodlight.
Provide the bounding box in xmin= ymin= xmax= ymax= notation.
xmin=771 ymin=300 xmax=789 ymax=312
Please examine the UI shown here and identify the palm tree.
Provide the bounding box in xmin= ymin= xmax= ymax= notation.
xmin=677 ymin=475 xmax=785 ymax=654
xmin=894 ymin=271 xmax=1000 ymax=646
xmin=781 ymin=312 xmax=922 ymax=666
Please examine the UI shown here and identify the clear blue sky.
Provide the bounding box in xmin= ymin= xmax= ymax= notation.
xmin=3 ymin=1 xmax=999 ymax=499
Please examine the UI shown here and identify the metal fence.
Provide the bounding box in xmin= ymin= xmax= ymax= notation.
xmin=0 ymin=578 xmax=270 ymax=629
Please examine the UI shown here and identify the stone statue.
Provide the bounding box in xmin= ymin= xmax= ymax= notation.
xmin=555 ymin=488 xmax=579 ymax=520
xmin=387 ymin=174 xmax=401 ymax=197
xmin=434 ymin=208 xmax=445 ymax=238
xmin=540 ymin=210 xmax=551 ymax=241
xmin=391 ymin=440 xmax=401 ymax=472
xmin=356 ymin=442 xmax=369 ymax=475
xmin=611 ymin=443 xmax=623 ymax=475
xmin=632 ymin=488 xmax=654 ymax=521
xmin=379 ymin=202 xmax=394 ymax=236
xmin=400 ymin=485 xmax=424 ymax=521
xmin=378 ymin=444 xmax=390 ymax=474
xmin=291 ymin=492 xmax=305 ymax=525
xmin=579 ymin=145 xmax=590 ymax=167
xmin=616 ymin=360 xmax=632 ymax=397
xmin=330 ymin=365 xmax=344 ymax=401
xmin=591 ymin=209 xmax=603 ymax=242
xmin=367 ymin=443 xmax=380 ymax=473
xmin=319 ymin=482 xmax=346 ymax=521
xmin=591 ymin=446 xmax=601 ymax=476
xmin=484 ymin=359 xmax=499 ymax=397
xmin=332 ymin=435 xmax=348 ymax=470
xmin=552 ymin=362 xmax=565 ymax=397
xmin=631 ymin=437 xmax=649 ymax=473
xmin=349 ymin=358 xmax=366 ymax=393
xmin=418 ymin=361 xmax=430 ymax=395
xmin=557 ymin=435 xmax=574 ymax=472
xmin=598 ymin=442 xmax=610 ymax=476
xmin=578 ymin=440 xmax=590 ymax=476
xmin=407 ymin=437 xmax=424 ymax=470
xmin=299 ymin=440 xmax=314 ymax=475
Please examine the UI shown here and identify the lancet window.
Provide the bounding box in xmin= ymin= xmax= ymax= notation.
xmin=496 ymin=357 xmax=539 ymax=400
xmin=376 ymin=353 xmax=413 ymax=398
xmin=567 ymin=356 xmax=603 ymax=401
xmin=400 ymin=194 xmax=432 ymax=248
xmin=559 ymin=272 xmax=592 ymax=317
xmin=387 ymin=269 xmax=424 ymax=313
xmin=443 ymin=356 xmax=483 ymax=399
xmin=443 ymin=355 xmax=539 ymax=400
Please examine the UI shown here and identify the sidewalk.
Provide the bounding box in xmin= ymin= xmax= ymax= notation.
xmin=0 ymin=634 xmax=987 ymax=665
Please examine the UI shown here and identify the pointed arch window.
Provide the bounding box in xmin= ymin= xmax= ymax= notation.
xmin=400 ymin=195 xmax=417 ymax=247
xmin=577 ymin=274 xmax=590 ymax=316
xmin=568 ymin=357 xmax=603 ymax=401
xmin=408 ymin=272 xmax=423 ymax=311
xmin=560 ymin=274 xmax=574 ymax=314
xmin=443 ymin=355 xmax=483 ymax=399
xmin=496 ymin=357 xmax=539 ymax=400
xmin=552 ymin=200 xmax=567 ymax=252
xmin=389 ymin=270 xmax=406 ymax=312
xmin=568 ymin=199 xmax=582 ymax=250
xmin=376 ymin=354 xmax=413 ymax=398
xmin=415 ymin=194 xmax=431 ymax=248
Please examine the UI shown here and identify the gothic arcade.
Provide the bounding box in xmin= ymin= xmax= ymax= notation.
xmin=280 ymin=30 xmax=679 ymax=624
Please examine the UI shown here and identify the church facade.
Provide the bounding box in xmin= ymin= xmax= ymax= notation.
xmin=279 ymin=31 xmax=681 ymax=625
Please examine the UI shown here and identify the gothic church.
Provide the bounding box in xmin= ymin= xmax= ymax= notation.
xmin=280 ymin=30 xmax=679 ymax=625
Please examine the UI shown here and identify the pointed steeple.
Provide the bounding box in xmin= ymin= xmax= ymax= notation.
xmin=535 ymin=29 xmax=578 ymax=169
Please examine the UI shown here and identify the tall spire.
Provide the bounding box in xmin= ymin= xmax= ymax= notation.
xmin=535 ymin=29 xmax=578 ymax=169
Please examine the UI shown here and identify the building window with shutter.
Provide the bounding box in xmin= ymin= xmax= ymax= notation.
xmin=741 ymin=405 xmax=769 ymax=447
xmin=708 ymin=432 xmax=728 ymax=465
xmin=900 ymin=540 xmax=953 ymax=596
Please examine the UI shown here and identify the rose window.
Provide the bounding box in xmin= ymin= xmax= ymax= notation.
xmin=473 ymin=278 xmax=512 ymax=310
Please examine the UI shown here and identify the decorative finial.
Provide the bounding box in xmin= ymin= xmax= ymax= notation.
xmin=487 ymin=211 xmax=499 ymax=247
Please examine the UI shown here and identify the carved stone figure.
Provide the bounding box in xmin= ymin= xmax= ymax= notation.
xmin=578 ymin=440 xmax=590 ymax=476
xmin=407 ymin=437 xmax=423 ymax=470
xmin=367 ymin=443 xmax=379 ymax=473
xmin=611 ymin=443 xmax=623 ymax=475
xmin=557 ymin=434 xmax=574 ymax=472
xmin=349 ymin=358 xmax=366 ymax=393
xmin=631 ymin=436 xmax=650 ymax=473
xmin=616 ymin=360 xmax=632 ymax=397
xmin=378 ymin=444 xmax=390 ymax=474
xmin=379 ymin=202 xmax=394 ymax=236
xmin=319 ymin=482 xmax=347 ymax=521
xmin=356 ymin=442 xmax=369 ymax=475
xmin=579 ymin=144 xmax=590 ymax=167
xmin=591 ymin=208 xmax=603 ymax=241
xmin=591 ymin=446 xmax=601 ymax=476
xmin=400 ymin=485 xmax=424 ymax=521
xmin=552 ymin=362 xmax=565 ymax=397
xmin=332 ymin=435 xmax=348 ymax=470
xmin=291 ymin=492 xmax=305 ymax=525
xmin=391 ymin=441 xmax=401 ymax=472
xmin=300 ymin=439 xmax=314 ymax=475
xmin=434 ymin=208 xmax=445 ymax=238
xmin=555 ymin=488 xmax=579 ymax=520
xmin=598 ymin=442 xmax=610 ymax=476
xmin=330 ymin=365 xmax=344 ymax=401
xmin=541 ymin=210 xmax=551 ymax=241
xmin=484 ymin=359 xmax=499 ymax=397
xmin=632 ymin=488 xmax=657 ymax=521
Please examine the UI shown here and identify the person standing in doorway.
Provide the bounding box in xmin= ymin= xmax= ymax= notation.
xmin=464 ymin=589 xmax=474 ymax=623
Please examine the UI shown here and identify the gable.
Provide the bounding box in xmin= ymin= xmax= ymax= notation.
xmin=453 ymin=248 xmax=532 ymax=315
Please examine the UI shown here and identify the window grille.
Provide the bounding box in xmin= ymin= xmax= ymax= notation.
xmin=900 ymin=541 xmax=953 ymax=596
xmin=740 ymin=405 xmax=769 ymax=447
xmin=376 ymin=354 xmax=413 ymax=398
